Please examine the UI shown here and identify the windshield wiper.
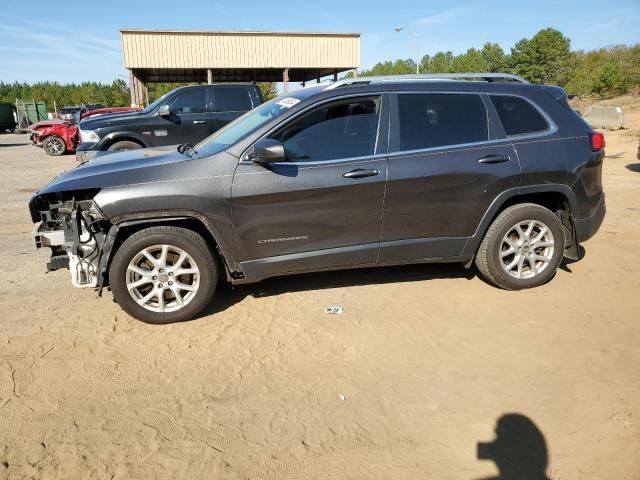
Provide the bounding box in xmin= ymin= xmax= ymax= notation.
xmin=177 ymin=143 xmax=198 ymax=157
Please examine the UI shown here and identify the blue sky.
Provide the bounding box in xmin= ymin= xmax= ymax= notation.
xmin=1 ymin=0 xmax=639 ymax=84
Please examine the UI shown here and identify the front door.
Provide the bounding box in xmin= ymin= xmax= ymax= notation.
xmin=232 ymin=95 xmax=388 ymax=278
xmin=151 ymin=88 xmax=210 ymax=146
xmin=379 ymin=92 xmax=520 ymax=261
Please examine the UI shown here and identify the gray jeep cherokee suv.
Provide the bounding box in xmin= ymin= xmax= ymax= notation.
xmin=29 ymin=74 xmax=606 ymax=323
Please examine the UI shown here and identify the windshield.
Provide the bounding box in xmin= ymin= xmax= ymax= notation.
xmin=195 ymin=95 xmax=303 ymax=156
xmin=142 ymin=91 xmax=171 ymax=114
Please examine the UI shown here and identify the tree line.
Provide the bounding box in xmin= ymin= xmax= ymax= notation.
xmin=1 ymin=28 xmax=638 ymax=110
xmin=358 ymin=28 xmax=639 ymax=97
xmin=0 ymin=79 xmax=278 ymax=111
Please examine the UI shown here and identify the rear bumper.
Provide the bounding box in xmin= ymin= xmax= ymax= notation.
xmin=574 ymin=193 xmax=605 ymax=243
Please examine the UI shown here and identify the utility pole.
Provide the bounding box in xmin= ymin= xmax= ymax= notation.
xmin=395 ymin=27 xmax=420 ymax=74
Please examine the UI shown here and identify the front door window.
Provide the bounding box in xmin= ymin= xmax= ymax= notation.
xmin=269 ymin=97 xmax=380 ymax=162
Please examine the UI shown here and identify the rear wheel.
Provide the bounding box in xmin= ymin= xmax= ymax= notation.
xmin=475 ymin=203 xmax=565 ymax=290
xmin=107 ymin=140 xmax=142 ymax=152
xmin=43 ymin=135 xmax=67 ymax=156
xmin=110 ymin=226 xmax=217 ymax=323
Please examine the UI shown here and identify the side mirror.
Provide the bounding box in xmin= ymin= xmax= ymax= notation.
xmin=156 ymin=104 xmax=171 ymax=117
xmin=251 ymin=139 xmax=285 ymax=164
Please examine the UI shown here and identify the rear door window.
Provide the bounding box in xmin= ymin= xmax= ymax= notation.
xmin=396 ymin=93 xmax=488 ymax=151
xmin=215 ymin=87 xmax=254 ymax=112
xmin=490 ymin=95 xmax=549 ymax=136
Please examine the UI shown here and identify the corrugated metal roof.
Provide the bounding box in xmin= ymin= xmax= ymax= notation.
xmin=120 ymin=30 xmax=360 ymax=70
xmin=120 ymin=29 xmax=360 ymax=37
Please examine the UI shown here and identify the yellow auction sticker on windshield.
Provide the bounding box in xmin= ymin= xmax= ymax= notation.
xmin=276 ymin=97 xmax=301 ymax=109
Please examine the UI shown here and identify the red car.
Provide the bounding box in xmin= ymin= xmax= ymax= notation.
xmin=30 ymin=107 xmax=140 ymax=156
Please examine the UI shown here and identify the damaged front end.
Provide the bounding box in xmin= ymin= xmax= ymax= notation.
xmin=29 ymin=189 xmax=110 ymax=289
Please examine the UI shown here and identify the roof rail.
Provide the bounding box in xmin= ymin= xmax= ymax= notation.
xmin=324 ymin=73 xmax=529 ymax=90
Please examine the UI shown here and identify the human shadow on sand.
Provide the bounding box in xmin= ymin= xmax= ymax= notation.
xmin=476 ymin=413 xmax=551 ymax=480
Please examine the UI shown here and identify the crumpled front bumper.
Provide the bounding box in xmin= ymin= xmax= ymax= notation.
xmin=30 ymin=196 xmax=108 ymax=288
xmin=30 ymin=131 xmax=43 ymax=147
xmin=32 ymin=221 xmax=70 ymax=271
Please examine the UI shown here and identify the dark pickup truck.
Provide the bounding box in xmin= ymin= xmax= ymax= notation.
xmin=76 ymin=84 xmax=263 ymax=161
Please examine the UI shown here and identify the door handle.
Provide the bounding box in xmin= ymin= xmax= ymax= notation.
xmin=342 ymin=168 xmax=380 ymax=179
xmin=478 ymin=154 xmax=510 ymax=164
xmin=192 ymin=120 xmax=207 ymax=124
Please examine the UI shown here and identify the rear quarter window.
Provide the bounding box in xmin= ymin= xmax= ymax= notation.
xmin=490 ymin=95 xmax=549 ymax=136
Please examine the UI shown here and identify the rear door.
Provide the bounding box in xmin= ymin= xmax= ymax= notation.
xmin=231 ymin=94 xmax=389 ymax=278
xmin=379 ymin=92 xmax=520 ymax=262
xmin=151 ymin=87 xmax=210 ymax=146
xmin=210 ymin=85 xmax=256 ymax=134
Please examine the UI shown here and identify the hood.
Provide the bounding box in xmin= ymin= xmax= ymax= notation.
xmin=79 ymin=110 xmax=145 ymax=130
xmin=37 ymin=145 xmax=199 ymax=195
xmin=30 ymin=119 xmax=63 ymax=130
xmin=82 ymin=107 xmax=140 ymax=120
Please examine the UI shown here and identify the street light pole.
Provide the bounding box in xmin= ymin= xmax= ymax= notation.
xmin=395 ymin=27 xmax=420 ymax=74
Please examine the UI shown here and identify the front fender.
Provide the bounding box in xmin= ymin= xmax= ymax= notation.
xmin=95 ymin=211 xmax=240 ymax=288
xmin=90 ymin=131 xmax=150 ymax=151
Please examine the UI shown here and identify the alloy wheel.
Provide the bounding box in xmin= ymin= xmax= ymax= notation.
xmin=45 ymin=137 xmax=64 ymax=154
xmin=499 ymin=220 xmax=555 ymax=280
xmin=126 ymin=244 xmax=200 ymax=313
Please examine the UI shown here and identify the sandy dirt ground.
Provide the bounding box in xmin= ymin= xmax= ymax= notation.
xmin=0 ymin=98 xmax=639 ymax=480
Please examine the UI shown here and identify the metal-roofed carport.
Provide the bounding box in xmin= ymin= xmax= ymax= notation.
xmin=120 ymin=29 xmax=360 ymax=105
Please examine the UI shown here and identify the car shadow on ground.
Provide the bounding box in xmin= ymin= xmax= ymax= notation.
xmin=0 ymin=143 xmax=30 ymax=147
xmin=625 ymin=163 xmax=640 ymax=173
xmin=196 ymin=246 xmax=588 ymax=318
xmin=199 ymin=261 xmax=477 ymax=317
xmin=476 ymin=413 xmax=551 ymax=480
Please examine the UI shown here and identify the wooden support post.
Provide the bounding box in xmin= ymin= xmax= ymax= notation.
xmin=316 ymin=69 xmax=320 ymax=83
xmin=283 ymin=68 xmax=289 ymax=93
xmin=143 ymin=82 xmax=149 ymax=108
xmin=207 ymin=68 xmax=213 ymax=84
xmin=333 ymin=70 xmax=338 ymax=82
xmin=129 ymin=70 xmax=136 ymax=107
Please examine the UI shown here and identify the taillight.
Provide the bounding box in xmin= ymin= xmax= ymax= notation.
xmin=591 ymin=132 xmax=605 ymax=151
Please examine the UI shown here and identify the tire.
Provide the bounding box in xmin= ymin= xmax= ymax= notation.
xmin=110 ymin=226 xmax=217 ymax=324
xmin=107 ymin=140 xmax=142 ymax=152
xmin=475 ymin=203 xmax=565 ymax=290
xmin=43 ymin=135 xmax=67 ymax=156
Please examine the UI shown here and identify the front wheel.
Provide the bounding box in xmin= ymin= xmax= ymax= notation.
xmin=107 ymin=140 xmax=142 ymax=152
xmin=43 ymin=135 xmax=67 ymax=156
xmin=475 ymin=203 xmax=565 ymax=290
xmin=110 ymin=226 xmax=217 ymax=323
